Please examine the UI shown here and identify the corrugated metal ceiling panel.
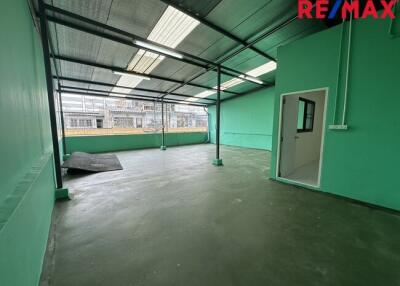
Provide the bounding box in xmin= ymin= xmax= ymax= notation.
xmin=46 ymin=0 xmax=328 ymax=102
xmin=164 ymin=0 xmax=223 ymax=18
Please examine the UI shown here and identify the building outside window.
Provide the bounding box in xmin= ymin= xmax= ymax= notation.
xmin=61 ymin=94 xmax=208 ymax=136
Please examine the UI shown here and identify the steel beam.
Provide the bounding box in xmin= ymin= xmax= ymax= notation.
xmin=54 ymin=76 xmax=216 ymax=101
xmin=52 ymin=55 xmax=241 ymax=96
xmin=38 ymin=0 xmax=63 ymax=189
xmin=162 ymin=64 xmax=274 ymax=99
xmin=161 ymin=69 xmax=211 ymax=98
xmin=207 ymin=85 xmax=274 ymax=105
xmin=44 ymin=4 xmax=268 ymax=86
xmin=60 ymin=85 xmax=214 ymax=105
xmin=160 ymin=14 xmax=296 ymax=100
xmin=46 ymin=15 xmax=210 ymax=69
xmin=217 ymin=14 xmax=298 ymax=64
xmin=159 ymin=0 xmax=276 ymax=62
xmin=59 ymin=90 xmax=207 ymax=107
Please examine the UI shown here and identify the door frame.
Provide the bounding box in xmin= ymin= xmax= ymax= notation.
xmin=275 ymin=87 xmax=329 ymax=189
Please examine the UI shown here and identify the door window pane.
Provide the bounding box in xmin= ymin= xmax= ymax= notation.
xmin=297 ymin=98 xmax=315 ymax=132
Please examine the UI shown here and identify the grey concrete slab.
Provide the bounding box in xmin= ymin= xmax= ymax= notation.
xmin=41 ymin=144 xmax=400 ymax=286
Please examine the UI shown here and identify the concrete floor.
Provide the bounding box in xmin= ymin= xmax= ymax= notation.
xmin=41 ymin=144 xmax=400 ymax=286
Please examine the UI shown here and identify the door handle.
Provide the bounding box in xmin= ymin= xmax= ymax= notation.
xmin=294 ymin=135 xmax=300 ymax=139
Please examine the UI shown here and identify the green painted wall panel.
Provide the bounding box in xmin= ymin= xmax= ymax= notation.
xmin=0 ymin=0 xmax=56 ymax=285
xmin=270 ymin=18 xmax=400 ymax=211
xmin=65 ymin=132 xmax=208 ymax=154
xmin=0 ymin=156 xmax=55 ymax=286
xmin=209 ymin=88 xmax=275 ymax=150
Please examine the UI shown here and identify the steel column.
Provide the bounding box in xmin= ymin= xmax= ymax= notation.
xmin=160 ymin=99 xmax=166 ymax=150
xmin=57 ymin=83 xmax=67 ymax=155
xmin=38 ymin=0 xmax=63 ymax=189
xmin=213 ymin=65 xmax=223 ymax=166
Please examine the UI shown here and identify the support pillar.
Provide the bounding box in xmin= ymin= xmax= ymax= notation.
xmin=160 ymin=99 xmax=167 ymax=150
xmin=39 ymin=0 xmax=69 ymax=199
xmin=213 ymin=65 xmax=223 ymax=166
xmin=58 ymin=83 xmax=68 ymax=159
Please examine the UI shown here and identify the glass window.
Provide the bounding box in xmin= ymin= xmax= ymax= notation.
xmin=70 ymin=118 xmax=77 ymax=127
xmin=297 ymin=98 xmax=315 ymax=133
xmin=136 ymin=118 xmax=142 ymax=128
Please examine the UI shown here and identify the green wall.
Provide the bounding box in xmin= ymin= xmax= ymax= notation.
xmin=0 ymin=0 xmax=56 ymax=285
xmin=65 ymin=132 xmax=208 ymax=154
xmin=209 ymin=87 xmax=275 ymax=150
xmin=270 ymin=18 xmax=400 ymax=211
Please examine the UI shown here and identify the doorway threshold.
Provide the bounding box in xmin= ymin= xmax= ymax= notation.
xmin=275 ymin=176 xmax=320 ymax=191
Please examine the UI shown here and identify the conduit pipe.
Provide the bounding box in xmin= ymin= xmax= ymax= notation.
xmin=388 ymin=0 xmax=399 ymax=36
xmin=342 ymin=8 xmax=353 ymax=126
xmin=332 ymin=20 xmax=345 ymax=125
xmin=329 ymin=2 xmax=353 ymax=131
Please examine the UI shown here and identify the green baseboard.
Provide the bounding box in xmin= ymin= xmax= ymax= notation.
xmin=212 ymin=158 xmax=223 ymax=166
xmin=55 ymin=187 xmax=70 ymax=200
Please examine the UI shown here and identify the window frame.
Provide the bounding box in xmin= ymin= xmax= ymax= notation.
xmin=297 ymin=97 xmax=315 ymax=133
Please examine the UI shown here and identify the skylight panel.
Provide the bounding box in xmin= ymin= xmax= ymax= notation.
xmin=112 ymin=6 xmax=200 ymax=95
xmin=148 ymin=6 xmax=199 ymax=47
xmin=247 ymin=61 xmax=277 ymax=77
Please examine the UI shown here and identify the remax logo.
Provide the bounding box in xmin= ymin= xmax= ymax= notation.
xmin=298 ymin=0 xmax=399 ymax=19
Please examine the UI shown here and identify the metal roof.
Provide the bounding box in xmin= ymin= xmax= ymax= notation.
xmin=41 ymin=0 xmax=327 ymax=104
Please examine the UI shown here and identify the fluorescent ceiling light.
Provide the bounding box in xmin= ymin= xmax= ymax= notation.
xmin=221 ymin=78 xmax=244 ymax=89
xmin=186 ymin=90 xmax=215 ymax=102
xmin=113 ymin=71 xmax=150 ymax=81
xmin=187 ymin=61 xmax=277 ymax=103
xmin=238 ymin=75 xmax=263 ymax=84
xmin=134 ymin=40 xmax=183 ymax=59
xmin=194 ymin=90 xmax=215 ymax=98
xmin=112 ymin=6 xmax=200 ymax=94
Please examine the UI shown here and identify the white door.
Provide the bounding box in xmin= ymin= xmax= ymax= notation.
xmin=279 ymin=96 xmax=298 ymax=177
